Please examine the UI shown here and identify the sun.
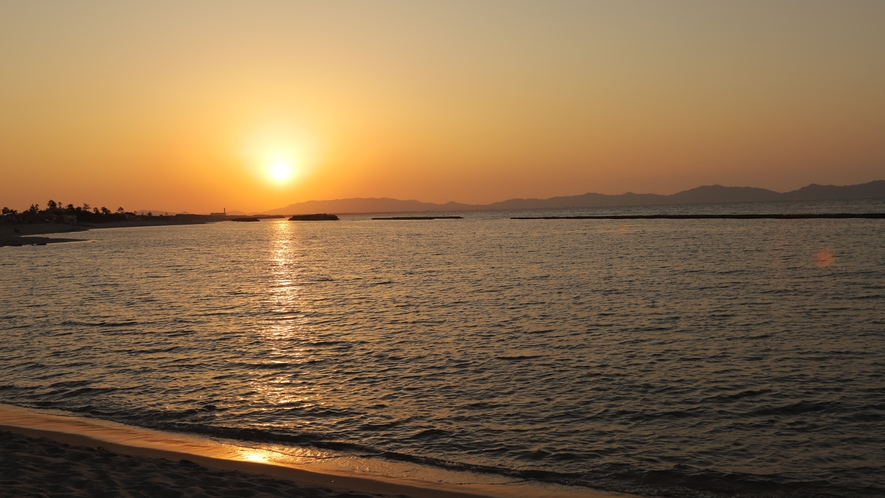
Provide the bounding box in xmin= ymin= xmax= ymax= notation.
xmin=241 ymin=123 xmax=318 ymax=187
xmin=267 ymin=161 xmax=295 ymax=184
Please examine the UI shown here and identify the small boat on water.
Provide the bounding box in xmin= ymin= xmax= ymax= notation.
xmin=289 ymin=213 xmax=339 ymax=221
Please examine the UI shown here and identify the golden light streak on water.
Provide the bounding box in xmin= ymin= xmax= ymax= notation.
xmin=239 ymin=449 xmax=270 ymax=463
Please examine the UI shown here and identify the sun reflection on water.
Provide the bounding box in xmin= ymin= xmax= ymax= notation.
xmin=239 ymin=450 xmax=270 ymax=463
xmin=266 ymin=219 xmax=301 ymax=340
xmin=249 ymin=220 xmax=322 ymax=410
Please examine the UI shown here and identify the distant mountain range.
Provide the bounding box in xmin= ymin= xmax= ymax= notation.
xmin=265 ymin=180 xmax=885 ymax=215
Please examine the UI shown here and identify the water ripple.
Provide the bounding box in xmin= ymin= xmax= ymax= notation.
xmin=1 ymin=203 xmax=884 ymax=497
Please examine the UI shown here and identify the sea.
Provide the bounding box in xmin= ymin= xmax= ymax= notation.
xmin=1 ymin=199 xmax=884 ymax=498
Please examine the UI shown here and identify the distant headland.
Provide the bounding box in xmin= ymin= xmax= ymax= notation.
xmin=264 ymin=180 xmax=885 ymax=216
xmin=0 ymin=201 xmax=231 ymax=247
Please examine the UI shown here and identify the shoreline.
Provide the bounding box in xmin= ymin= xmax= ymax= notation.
xmin=0 ymin=220 xmax=215 ymax=248
xmin=0 ymin=223 xmax=89 ymax=247
xmin=0 ymin=404 xmax=632 ymax=498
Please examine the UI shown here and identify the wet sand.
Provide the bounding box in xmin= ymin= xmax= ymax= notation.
xmin=0 ymin=405 xmax=633 ymax=498
xmin=1 ymin=430 xmax=377 ymax=498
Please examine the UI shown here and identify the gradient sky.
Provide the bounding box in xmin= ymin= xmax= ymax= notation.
xmin=2 ymin=1 xmax=884 ymax=213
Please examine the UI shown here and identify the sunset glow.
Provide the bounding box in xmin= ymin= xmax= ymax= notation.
xmin=267 ymin=161 xmax=295 ymax=185
xmin=1 ymin=4 xmax=882 ymax=496
xmin=1 ymin=1 xmax=883 ymax=214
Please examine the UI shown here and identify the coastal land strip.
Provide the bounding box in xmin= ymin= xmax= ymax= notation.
xmin=0 ymin=219 xmax=216 ymax=248
xmin=0 ymin=213 xmax=337 ymax=247
xmin=5 ymin=211 xmax=882 ymax=247
xmin=0 ymin=404 xmax=633 ymax=498
xmin=0 ymin=223 xmax=91 ymax=247
xmin=512 ymin=213 xmax=885 ymax=220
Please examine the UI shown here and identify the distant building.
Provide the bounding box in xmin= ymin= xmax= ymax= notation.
xmin=210 ymin=208 xmax=227 ymax=216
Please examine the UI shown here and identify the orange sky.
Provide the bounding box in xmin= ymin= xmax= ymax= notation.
xmin=2 ymin=1 xmax=884 ymax=213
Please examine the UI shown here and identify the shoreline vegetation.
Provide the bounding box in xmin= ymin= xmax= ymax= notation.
xmin=0 ymin=200 xmax=298 ymax=247
xmin=0 ymin=200 xmax=230 ymax=247
xmin=0 ymin=404 xmax=624 ymax=498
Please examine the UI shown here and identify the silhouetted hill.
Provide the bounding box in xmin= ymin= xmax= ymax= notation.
xmin=263 ymin=198 xmax=473 ymax=215
xmin=668 ymin=185 xmax=782 ymax=204
xmin=782 ymin=181 xmax=885 ymax=201
xmin=265 ymin=181 xmax=885 ymax=215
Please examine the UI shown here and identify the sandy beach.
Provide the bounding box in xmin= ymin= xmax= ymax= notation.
xmin=1 ymin=429 xmax=377 ymax=498
xmin=0 ymin=405 xmax=631 ymax=498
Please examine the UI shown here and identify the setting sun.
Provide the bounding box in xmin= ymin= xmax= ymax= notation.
xmin=267 ymin=161 xmax=295 ymax=184
xmin=240 ymin=123 xmax=317 ymax=192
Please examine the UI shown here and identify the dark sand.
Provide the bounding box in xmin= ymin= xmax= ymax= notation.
xmin=0 ymin=406 xmax=629 ymax=498
xmin=0 ymin=430 xmax=374 ymax=498
xmin=0 ymin=425 xmax=500 ymax=498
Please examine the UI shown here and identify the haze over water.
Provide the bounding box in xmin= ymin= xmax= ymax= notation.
xmin=2 ymin=200 xmax=884 ymax=497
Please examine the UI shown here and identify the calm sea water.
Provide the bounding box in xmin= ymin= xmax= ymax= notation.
xmin=2 ymin=200 xmax=884 ymax=497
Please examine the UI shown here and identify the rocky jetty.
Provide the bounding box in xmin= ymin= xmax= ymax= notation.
xmin=288 ymin=214 xmax=339 ymax=221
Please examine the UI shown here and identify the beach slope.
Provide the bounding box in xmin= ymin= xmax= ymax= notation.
xmin=0 ymin=405 xmax=632 ymax=498
xmin=0 ymin=429 xmax=374 ymax=498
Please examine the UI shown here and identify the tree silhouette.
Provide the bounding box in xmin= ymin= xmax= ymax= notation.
xmin=47 ymin=200 xmax=57 ymax=210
